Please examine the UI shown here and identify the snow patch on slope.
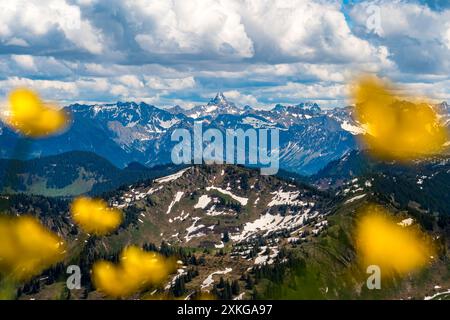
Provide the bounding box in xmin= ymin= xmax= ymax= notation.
xmin=268 ymin=190 xmax=308 ymax=207
xmin=206 ymin=186 xmax=248 ymax=206
xmin=231 ymin=211 xmax=314 ymax=242
xmin=167 ymin=191 xmax=184 ymax=214
xmin=398 ymin=218 xmax=414 ymax=227
xmin=344 ymin=194 xmax=366 ymax=204
xmin=155 ymin=168 xmax=190 ymax=183
xmin=185 ymin=217 xmax=205 ymax=242
xmin=194 ymin=195 xmax=212 ymax=209
xmin=201 ymin=268 xmax=232 ymax=290
xmin=340 ymin=121 xmax=365 ymax=135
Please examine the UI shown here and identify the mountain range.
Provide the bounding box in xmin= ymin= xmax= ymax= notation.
xmin=0 ymin=92 xmax=372 ymax=175
xmin=1 ymin=93 xmax=448 ymax=175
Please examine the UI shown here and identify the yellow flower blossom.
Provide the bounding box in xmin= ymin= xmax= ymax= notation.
xmin=355 ymin=205 xmax=434 ymax=277
xmin=92 ymin=246 xmax=175 ymax=298
xmin=0 ymin=215 xmax=66 ymax=281
xmin=351 ymin=76 xmax=448 ymax=160
xmin=4 ymin=88 xmax=69 ymax=137
xmin=70 ymin=197 xmax=122 ymax=236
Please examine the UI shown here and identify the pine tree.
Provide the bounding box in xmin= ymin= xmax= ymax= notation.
xmin=172 ymin=277 xmax=186 ymax=297
xmin=189 ymin=255 xmax=198 ymax=265
xmin=81 ymin=288 xmax=88 ymax=299
xmin=224 ymin=281 xmax=232 ymax=300
xmin=222 ymin=231 xmax=230 ymax=243
xmin=245 ymin=275 xmax=254 ymax=289
xmin=252 ymin=288 xmax=258 ymax=300
xmin=218 ymin=277 xmax=225 ymax=289
xmin=231 ymin=280 xmax=240 ymax=295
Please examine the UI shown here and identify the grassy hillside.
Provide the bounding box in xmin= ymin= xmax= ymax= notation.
xmin=0 ymin=163 xmax=448 ymax=300
xmin=0 ymin=151 xmax=183 ymax=197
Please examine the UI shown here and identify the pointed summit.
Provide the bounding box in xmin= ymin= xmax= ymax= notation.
xmin=166 ymin=91 xmax=244 ymax=118
xmin=437 ymin=101 xmax=449 ymax=112
xmin=208 ymin=92 xmax=229 ymax=106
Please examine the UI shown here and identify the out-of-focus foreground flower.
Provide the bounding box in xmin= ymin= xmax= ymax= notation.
xmin=355 ymin=205 xmax=434 ymax=277
xmin=92 ymin=246 xmax=175 ymax=298
xmin=3 ymin=88 xmax=69 ymax=137
xmin=0 ymin=215 xmax=66 ymax=282
xmin=351 ymin=76 xmax=448 ymax=160
xmin=70 ymin=197 xmax=122 ymax=236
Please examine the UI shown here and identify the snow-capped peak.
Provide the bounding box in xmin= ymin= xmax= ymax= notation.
xmin=208 ymin=92 xmax=228 ymax=106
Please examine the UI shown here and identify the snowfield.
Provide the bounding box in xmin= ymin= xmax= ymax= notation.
xmin=146 ymin=185 xmax=163 ymax=195
xmin=167 ymin=191 xmax=184 ymax=214
xmin=268 ymin=190 xmax=308 ymax=207
xmin=340 ymin=121 xmax=366 ymax=135
xmin=155 ymin=168 xmax=190 ymax=183
xmin=158 ymin=118 xmax=180 ymax=129
xmin=205 ymin=205 xmax=228 ymax=216
xmin=254 ymin=247 xmax=279 ymax=265
xmin=242 ymin=116 xmax=277 ymax=128
xmin=194 ymin=195 xmax=212 ymax=209
xmin=169 ymin=210 xmax=190 ymax=223
xmin=113 ymin=185 xmax=164 ymax=208
xmin=233 ymin=293 xmax=245 ymax=300
xmin=165 ymin=268 xmax=186 ymax=290
xmin=201 ymin=268 xmax=232 ymax=290
xmin=214 ymin=241 xmax=225 ymax=248
xmin=184 ymin=217 xmax=205 ymax=242
xmin=344 ymin=194 xmax=366 ymax=204
xmin=424 ymin=289 xmax=450 ymax=300
xmin=206 ymin=186 xmax=248 ymax=206
xmin=398 ymin=218 xmax=414 ymax=227
xmin=231 ymin=210 xmax=314 ymax=242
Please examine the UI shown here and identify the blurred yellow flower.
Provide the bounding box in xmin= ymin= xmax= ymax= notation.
xmin=92 ymin=246 xmax=175 ymax=298
xmin=351 ymin=76 xmax=448 ymax=160
xmin=0 ymin=215 xmax=66 ymax=281
xmin=355 ymin=205 xmax=434 ymax=277
xmin=4 ymin=88 xmax=69 ymax=137
xmin=70 ymin=197 xmax=122 ymax=236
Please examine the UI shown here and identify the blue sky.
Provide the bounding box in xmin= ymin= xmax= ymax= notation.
xmin=0 ymin=0 xmax=450 ymax=109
